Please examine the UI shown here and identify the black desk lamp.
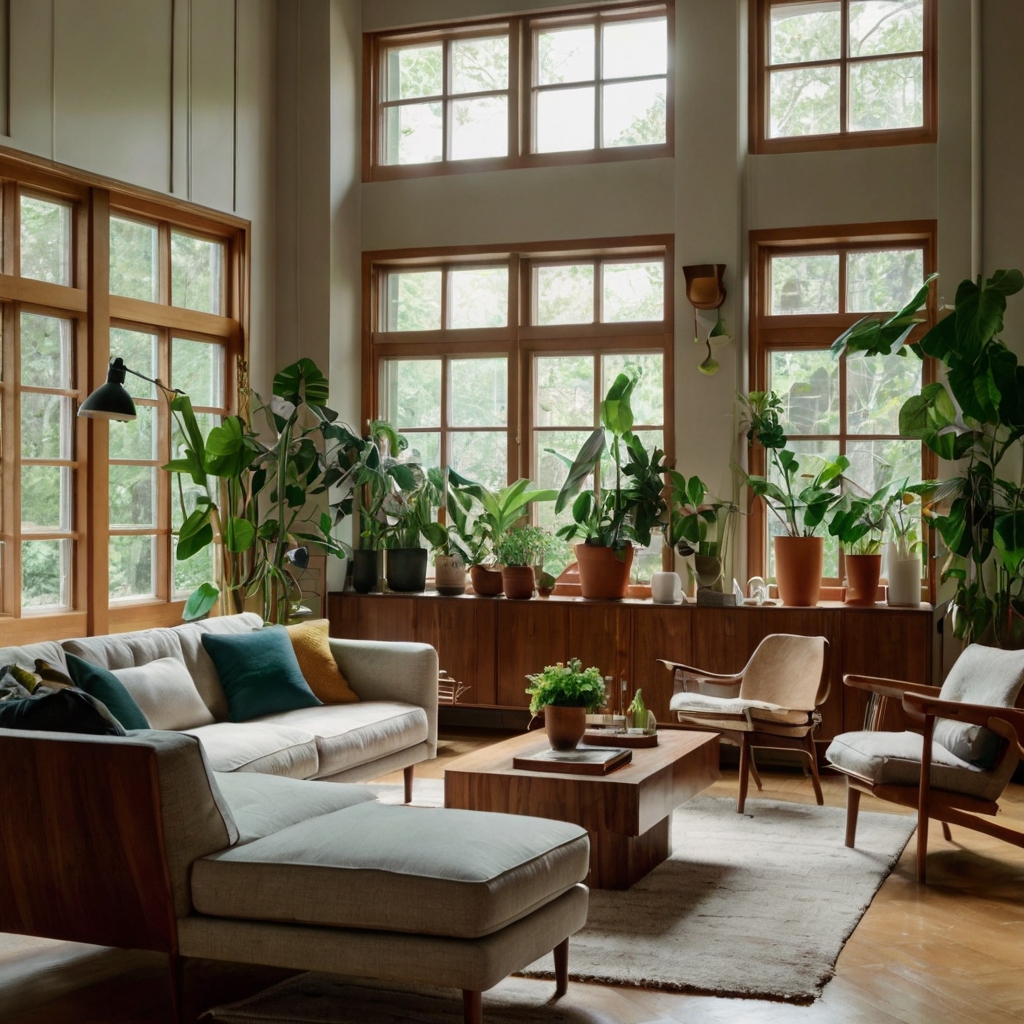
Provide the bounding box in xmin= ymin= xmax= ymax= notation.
xmin=78 ymin=357 xmax=184 ymax=421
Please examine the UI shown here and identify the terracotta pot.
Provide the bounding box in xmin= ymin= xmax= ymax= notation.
xmin=575 ymin=543 xmax=634 ymax=600
xmin=544 ymin=705 xmax=586 ymax=751
xmin=434 ymin=554 xmax=467 ymax=596
xmin=845 ymin=553 xmax=882 ymax=606
xmin=886 ymin=543 xmax=922 ymax=607
xmin=773 ymin=536 xmax=823 ymax=607
xmin=470 ymin=564 xmax=504 ymax=597
xmin=537 ymin=586 xmax=554 ymax=599
xmin=501 ymin=565 xmax=535 ymax=600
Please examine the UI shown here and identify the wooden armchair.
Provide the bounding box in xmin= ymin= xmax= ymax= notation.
xmin=827 ymin=645 xmax=1024 ymax=883
xmin=660 ymin=634 xmax=830 ymax=813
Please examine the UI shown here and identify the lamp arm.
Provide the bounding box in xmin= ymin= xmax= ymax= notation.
xmin=111 ymin=357 xmax=185 ymax=398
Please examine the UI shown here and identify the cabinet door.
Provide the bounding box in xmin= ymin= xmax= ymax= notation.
xmin=631 ymin=606 xmax=692 ymax=724
xmin=567 ymin=604 xmax=632 ymax=711
xmin=496 ymin=601 xmax=570 ymax=708
xmin=432 ymin=599 xmax=497 ymax=706
xmin=357 ymin=595 xmax=420 ymax=642
xmin=327 ymin=593 xmax=359 ymax=638
xmin=691 ymin=607 xmax=765 ymax=675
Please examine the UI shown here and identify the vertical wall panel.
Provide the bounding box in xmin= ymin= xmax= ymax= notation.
xmin=8 ymin=0 xmax=54 ymax=158
xmin=52 ymin=0 xmax=171 ymax=191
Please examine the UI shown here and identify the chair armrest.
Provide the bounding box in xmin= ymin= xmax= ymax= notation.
xmin=902 ymin=693 xmax=1024 ymax=752
xmin=329 ymin=639 xmax=439 ymax=755
xmin=659 ymin=659 xmax=743 ymax=687
xmin=843 ymin=674 xmax=939 ymax=701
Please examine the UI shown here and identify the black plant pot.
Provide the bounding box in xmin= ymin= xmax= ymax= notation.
xmin=386 ymin=548 xmax=428 ymax=593
xmin=352 ymin=549 xmax=382 ymax=594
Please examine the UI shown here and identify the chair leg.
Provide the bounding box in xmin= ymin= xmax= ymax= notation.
xmin=916 ymin=805 xmax=930 ymax=884
xmin=804 ymin=734 xmax=824 ymax=806
xmin=404 ymin=764 xmax=415 ymax=804
xmin=168 ymin=952 xmax=186 ymax=1024
xmin=737 ymin=734 xmax=751 ymax=814
xmin=748 ymin=749 xmax=764 ymax=791
xmin=463 ymin=989 xmax=482 ymax=1024
xmin=553 ymin=937 xmax=569 ymax=998
xmin=845 ymin=785 xmax=861 ymax=849
xmin=942 ymin=821 xmax=953 ymax=842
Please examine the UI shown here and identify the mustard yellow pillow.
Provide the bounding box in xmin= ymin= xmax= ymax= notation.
xmin=286 ymin=620 xmax=359 ymax=704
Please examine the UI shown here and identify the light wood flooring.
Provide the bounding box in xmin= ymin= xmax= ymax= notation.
xmin=4 ymin=728 xmax=1024 ymax=1024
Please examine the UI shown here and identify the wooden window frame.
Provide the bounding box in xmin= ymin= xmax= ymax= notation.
xmin=748 ymin=220 xmax=938 ymax=600
xmin=749 ymin=0 xmax=937 ymax=155
xmin=362 ymin=2 xmax=674 ymax=183
xmin=0 ymin=145 xmax=248 ymax=646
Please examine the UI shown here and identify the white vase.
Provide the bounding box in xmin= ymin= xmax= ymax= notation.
xmin=886 ymin=542 xmax=922 ymax=607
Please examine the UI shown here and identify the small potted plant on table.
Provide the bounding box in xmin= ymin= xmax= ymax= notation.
xmin=496 ymin=525 xmax=547 ymax=600
xmin=526 ymin=659 xmax=606 ymax=751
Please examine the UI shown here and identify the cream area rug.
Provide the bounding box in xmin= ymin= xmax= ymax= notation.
xmin=206 ymin=779 xmax=915 ymax=1021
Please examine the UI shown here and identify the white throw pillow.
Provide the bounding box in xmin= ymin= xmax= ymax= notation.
xmin=113 ymin=657 xmax=215 ymax=731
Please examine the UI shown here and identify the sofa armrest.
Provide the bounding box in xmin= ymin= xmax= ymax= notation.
xmin=329 ymin=639 xmax=438 ymax=755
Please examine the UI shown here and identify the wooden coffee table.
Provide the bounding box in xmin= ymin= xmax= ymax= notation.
xmin=444 ymin=730 xmax=720 ymax=890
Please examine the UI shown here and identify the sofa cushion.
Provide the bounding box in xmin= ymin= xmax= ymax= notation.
xmin=173 ymin=613 xmax=265 ymax=720
xmin=66 ymin=652 xmax=150 ymax=730
xmin=213 ymin=771 xmax=377 ymax=844
xmin=63 ymin=628 xmax=185 ymax=673
xmin=185 ymin=721 xmax=319 ymax=778
xmin=286 ymin=619 xmax=359 ymax=704
xmin=202 ymin=626 xmax=322 ymax=723
xmin=670 ymin=692 xmax=808 ymax=729
xmin=258 ymin=702 xmax=429 ymax=777
xmin=0 ymin=641 xmax=70 ymax=675
xmin=192 ymin=802 xmax=590 ymax=939
xmin=825 ymin=730 xmax=1015 ymax=802
xmin=113 ymin=657 xmax=215 ymax=731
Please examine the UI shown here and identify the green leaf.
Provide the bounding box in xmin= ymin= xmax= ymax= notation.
xmin=273 ymin=358 xmax=329 ymax=407
xmin=285 ymin=484 xmax=306 ymax=508
xmin=993 ymin=511 xmax=1024 ymax=573
xmin=600 ymin=373 xmax=636 ymax=436
xmin=225 ymin=516 xmax=256 ymax=554
xmin=182 ymin=583 xmax=219 ymax=622
xmin=205 ymin=416 xmax=256 ymax=478
xmin=686 ymin=475 xmax=706 ymax=509
xmin=554 ymin=428 xmax=605 ymax=514
xmin=899 ymin=382 xmax=956 ymax=437
xmin=176 ymin=522 xmax=214 ymax=561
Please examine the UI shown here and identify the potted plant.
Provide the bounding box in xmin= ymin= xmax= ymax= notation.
xmin=432 ymin=469 xmax=467 ymax=595
xmin=736 ymin=391 xmax=848 ymax=607
xmin=551 ymin=372 xmax=669 ymax=600
xmin=536 ymin=570 xmax=557 ymax=598
xmin=828 ymin=485 xmax=894 ymax=606
xmin=381 ymin=473 xmax=447 ymax=594
xmin=525 ymin=658 xmax=606 ymax=750
xmin=665 ymin=473 xmax=738 ymax=595
xmin=887 ymin=483 xmax=927 ymax=607
xmin=495 ymin=525 xmax=546 ymax=600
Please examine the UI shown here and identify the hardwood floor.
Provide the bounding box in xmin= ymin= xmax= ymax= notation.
xmin=5 ymin=728 xmax=1024 ymax=1024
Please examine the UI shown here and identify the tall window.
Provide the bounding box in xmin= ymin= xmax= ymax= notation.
xmin=369 ymin=239 xmax=673 ymax=580
xmin=0 ymin=155 xmax=246 ymax=641
xmin=750 ymin=0 xmax=936 ymax=153
xmin=748 ymin=223 xmax=936 ymax=589
xmin=364 ymin=3 xmax=672 ymax=180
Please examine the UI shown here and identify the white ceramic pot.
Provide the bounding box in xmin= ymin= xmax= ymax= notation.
xmin=886 ymin=542 xmax=922 ymax=607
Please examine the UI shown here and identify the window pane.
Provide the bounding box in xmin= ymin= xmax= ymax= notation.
xmin=769 ymin=1 xmax=841 ymax=64
xmin=534 ymin=429 xmax=594 ymax=534
xmin=386 ymin=271 xmax=442 ymax=331
xmin=849 ymin=56 xmax=924 ymax=132
xmin=602 ymin=353 xmax=663 ymax=425
xmin=451 ymin=95 xmax=508 ymax=160
xmin=401 ymin=431 xmax=441 ymax=469
xmin=602 ymin=261 xmax=664 ymax=322
xmin=21 ymin=465 xmax=71 ymax=531
xmin=535 ymin=356 xmax=594 ymax=427
xmin=171 ymin=471 xmax=211 ymax=530
xmin=847 ymin=248 xmax=924 ymax=312
xmin=770 ymin=254 xmax=840 ymax=315
xmin=537 ymin=26 xmax=594 ymax=85
xmin=109 ymin=464 xmax=157 ymax=528
xmin=449 ymin=268 xmax=508 ymax=329
xmin=849 ymin=1 xmax=923 ymax=57
xmin=769 ymin=350 xmax=840 ymax=435
xmin=172 ymin=338 xmax=223 ymax=407
xmin=845 ymin=439 xmax=921 ymax=495
xmin=769 ymin=65 xmax=841 ymax=137
xmin=21 ymin=393 xmax=70 ymax=460
xmin=451 ymin=357 xmax=507 ymax=426
xmin=22 ymin=539 xmax=70 ymax=610
xmin=173 ymin=537 xmax=214 ymax=599
xmin=452 ymin=35 xmax=509 ymax=93
xmin=384 ymin=102 xmax=443 ymax=165
xmin=171 ymin=232 xmax=224 ymax=314
xmin=110 ymin=327 xmax=158 ymax=398
xmin=20 ymin=195 xmax=72 ymax=286
xmin=109 ymin=406 xmax=157 ymax=461
xmin=847 ymin=351 xmax=922 ymax=435
xmin=534 ymin=264 xmax=594 ymax=325
xmin=450 ymin=431 xmax=507 ymax=492
xmin=386 ymin=44 xmax=443 ymax=100
xmin=602 ymin=79 xmax=666 ymax=147
xmin=535 ymin=87 xmax=595 ymax=152
xmin=109 ymin=535 xmax=156 ymax=601
xmin=110 ymin=216 xmax=158 ymax=302
xmin=602 ymin=18 xmax=668 ymax=79
xmin=20 ymin=313 xmax=72 ymax=389
xmin=385 ymin=360 xmax=441 ymax=428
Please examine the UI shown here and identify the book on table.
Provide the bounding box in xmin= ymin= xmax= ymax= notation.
xmin=512 ymin=746 xmax=632 ymax=776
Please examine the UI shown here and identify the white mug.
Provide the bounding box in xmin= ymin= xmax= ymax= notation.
xmin=652 ymin=571 xmax=682 ymax=605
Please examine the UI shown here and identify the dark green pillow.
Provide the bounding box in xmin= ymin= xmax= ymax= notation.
xmin=65 ymin=653 xmax=150 ymax=730
xmin=201 ymin=626 xmax=322 ymax=723
xmin=0 ymin=687 xmax=126 ymax=736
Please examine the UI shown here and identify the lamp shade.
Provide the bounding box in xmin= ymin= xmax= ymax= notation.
xmin=78 ymin=358 xmax=137 ymax=421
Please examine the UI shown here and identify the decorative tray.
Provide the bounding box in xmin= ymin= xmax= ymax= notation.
xmin=582 ymin=730 xmax=658 ymax=748
xmin=512 ymin=746 xmax=632 ymax=776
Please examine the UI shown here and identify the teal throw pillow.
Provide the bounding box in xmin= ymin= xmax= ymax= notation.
xmin=65 ymin=653 xmax=150 ymax=731
xmin=201 ymin=626 xmax=322 ymax=723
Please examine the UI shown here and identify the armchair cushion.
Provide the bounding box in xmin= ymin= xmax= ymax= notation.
xmin=935 ymin=645 xmax=1024 ymax=769
xmin=825 ymin=730 xmax=1012 ymax=802
xmin=670 ymin=692 xmax=809 ymax=729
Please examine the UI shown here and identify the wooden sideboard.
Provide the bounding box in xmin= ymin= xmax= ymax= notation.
xmin=328 ymin=592 xmax=939 ymax=747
